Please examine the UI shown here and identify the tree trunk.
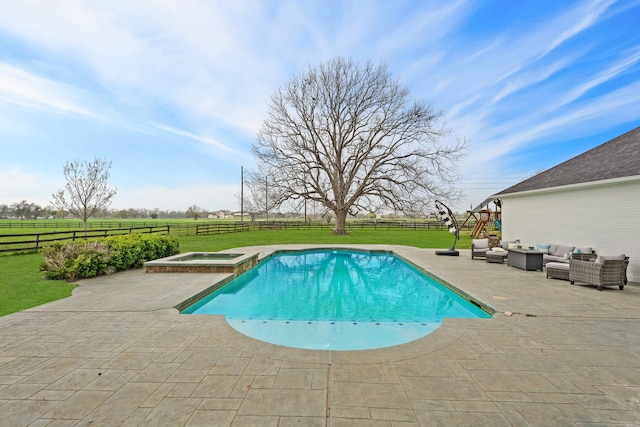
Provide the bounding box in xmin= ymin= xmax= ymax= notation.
xmin=333 ymin=210 xmax=348 ymax=234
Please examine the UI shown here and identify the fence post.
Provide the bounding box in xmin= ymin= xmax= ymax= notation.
xmin=35 ymin=233 xmax=40 ymax=251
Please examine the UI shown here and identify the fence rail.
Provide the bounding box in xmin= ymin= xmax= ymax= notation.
xmin=192 ymin=220 xmax=459 ymax=234
xmin=0 ymin=221 xmax=182 ymax=230
xmin=0 ymin=219 xmax=490 ymax=254
xmin=0 ymin=226 xmax=170 ymax=253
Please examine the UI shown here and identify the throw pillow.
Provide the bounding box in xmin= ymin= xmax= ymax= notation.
xmin=500 ymin=240 xmax=515 ymax=249
xmin=535 ymin=243 xmax=550 ymax=254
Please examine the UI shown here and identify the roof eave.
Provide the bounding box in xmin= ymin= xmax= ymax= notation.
xmin=493 ymin=175 xmax=640 ymax=199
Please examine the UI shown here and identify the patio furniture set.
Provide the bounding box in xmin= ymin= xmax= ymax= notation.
xmin=471 ymin=238 xmax=629 ymax=291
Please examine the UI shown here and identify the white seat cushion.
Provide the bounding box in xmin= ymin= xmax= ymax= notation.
xmin=546 ymin=262 xmax=569 ymax=270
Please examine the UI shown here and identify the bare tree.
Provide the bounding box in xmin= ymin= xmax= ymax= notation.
xmin=51 ymin=158 xmax=117 ymax=236
xmin=185 ymin=205 xmax=206 ymax=220
xmin=253 ymin=57 xmax=465 ymax=234
xmin=239 ymin=170 xmax=286 ymax=221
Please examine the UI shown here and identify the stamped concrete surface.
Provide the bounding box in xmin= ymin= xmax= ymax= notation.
xmin=1 ymin=244 xmax=640 ymax=426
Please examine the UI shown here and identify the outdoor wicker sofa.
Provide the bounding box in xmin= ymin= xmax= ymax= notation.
xmin=569 ymin=254 xmax=628 ymax=291
xmin=537 ymin=243 xmax=595 ymax=265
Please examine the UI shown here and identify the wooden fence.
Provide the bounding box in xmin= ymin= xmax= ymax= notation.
xmin=0 ymin=226 xmax=170 ymax=253
xmin=191 ymin=220 xmax=460 ymax=234
xmin=0 ymin=219 xmax=488 ymax=254
xmin=0 ymin=221 xmax=180 ymax=230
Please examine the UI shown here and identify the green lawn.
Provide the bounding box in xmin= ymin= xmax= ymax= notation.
xmin=0 ymin=229 xmax=471 ymax=316
xmin=0 ymin=253 xmax=76 ymax=316
xmin=178 ymin=228 xmax=469 ymax=251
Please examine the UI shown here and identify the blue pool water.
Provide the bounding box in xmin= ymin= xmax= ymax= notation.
xmin=182 ymin=249 xmax=491 ymax=350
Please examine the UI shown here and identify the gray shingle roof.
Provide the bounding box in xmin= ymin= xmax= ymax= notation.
xmin=494 ymin=126 xmax=640 ymax=196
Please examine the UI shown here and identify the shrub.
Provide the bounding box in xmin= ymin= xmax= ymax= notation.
xmin=41 ymin=241 xmax=111 ymax=281
xmin=69 ymin=251 xmax=109 ymax=279
xmin=105 ymin=234 xmax=142 ymax=271
xmin=41 ymin=234 xmax=179 ymax=281
xmin=106 ymin=234 xmax=179 ymax=270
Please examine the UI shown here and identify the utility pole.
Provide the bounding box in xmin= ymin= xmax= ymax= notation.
xmin=265 ymin=176 xmax=268 ymax=221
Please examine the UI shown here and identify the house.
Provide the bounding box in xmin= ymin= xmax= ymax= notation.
xmin=492 ymin=126 xmax=640 ymax=283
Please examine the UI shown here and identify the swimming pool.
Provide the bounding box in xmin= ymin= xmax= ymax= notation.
xmin=181 ymin=249 xmax=492 ymax=350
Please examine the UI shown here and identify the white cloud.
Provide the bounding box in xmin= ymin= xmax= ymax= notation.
xmin=114 ymin=183 xmax=240 ymax=212
xmin=0 ymin=64 xmax=102 ymax=119
xmin=0 ymin=167 xmax=58 ymax=207
xmin=545 ymin=0 xmax=616 ymax=54
xmin=420 ymin=0 xmax=635 ymax=168
xmin=151 ymin=123 xmax=238 ymax=154
xmin=555 ymin=47 xmax=640 ymax=107
xmin=0 ymin=0 xmax=638 ymax=215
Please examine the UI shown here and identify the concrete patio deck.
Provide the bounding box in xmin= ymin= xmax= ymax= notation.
xmin=2 ymin=244 xmax=640 ymax=426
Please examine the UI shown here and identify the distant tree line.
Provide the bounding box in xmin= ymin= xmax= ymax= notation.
xmin=0 ymin=202 xmax=219 ymax=220
xmin=1 ymin=200 xmax=47 ymax=220
xmin=0 ymin=200 xmax=442 ymax=222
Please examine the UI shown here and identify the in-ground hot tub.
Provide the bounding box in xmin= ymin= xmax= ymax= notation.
xmin=144 ymin=251 xmax=259 ymax=275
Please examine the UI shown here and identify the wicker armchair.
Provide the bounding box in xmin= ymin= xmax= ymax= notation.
xmin=569 ymin=255 xmax=627 ymax=291
xmin=471 ymin=238 xmax=490 ymax=259
xmin=472 ymin=239 xmax=518 ymax=260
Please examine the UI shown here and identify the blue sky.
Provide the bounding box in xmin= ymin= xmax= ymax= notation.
xmin=1 ymin=0 xmax=639 ymax=214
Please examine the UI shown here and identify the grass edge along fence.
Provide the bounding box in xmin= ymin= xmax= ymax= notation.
xmin=0 ymin=225 xmax=169 ymax=253
xmin=0 ymin=219 xmax=489 ymax=254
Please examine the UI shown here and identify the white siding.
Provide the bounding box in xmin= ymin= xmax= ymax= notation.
xmin=500 ymin=177 xmax=640 ymax=283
